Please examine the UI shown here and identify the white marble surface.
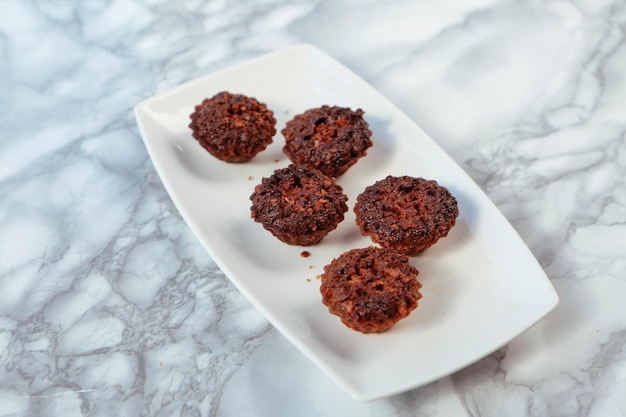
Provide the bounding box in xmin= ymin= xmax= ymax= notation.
xmin=1 ymin=0 xmax=625 ymax=415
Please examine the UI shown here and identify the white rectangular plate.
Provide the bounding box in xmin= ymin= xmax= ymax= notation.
xmin=135 ymin=44 xmax=559 ymax=401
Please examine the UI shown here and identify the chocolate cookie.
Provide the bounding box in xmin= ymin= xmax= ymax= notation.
xmin=250 ymin=164 xmax=349 ymax=246
xmin=354 ymin=176 xmax=459 ymax=255
xmin=320 ymin=246 xmax=422 ymax=333
xmin=281 ymin=105 xmax=373 ymax=177
xmin=189 ymin=91 xmax=276 ymax=162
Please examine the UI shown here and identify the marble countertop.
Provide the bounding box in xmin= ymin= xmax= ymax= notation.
xmin=1 ymin=0 xmax=625 ymax=415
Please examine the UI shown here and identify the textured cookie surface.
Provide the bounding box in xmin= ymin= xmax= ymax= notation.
xmin=354 ymin=176 xmax=459 ymax=255
xmin=320 ymin=246 xmax=422 ymax=333
xmin=282 ymin=105 xmax=372 ymax=177
xmin=189 ymin=91 xmax=276 ymax=162
xmin=250 ymin=164 xmax=348 ymax=245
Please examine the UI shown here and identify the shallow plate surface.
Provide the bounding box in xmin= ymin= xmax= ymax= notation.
xmin=135 ymin=44 xmax=558 ymax=401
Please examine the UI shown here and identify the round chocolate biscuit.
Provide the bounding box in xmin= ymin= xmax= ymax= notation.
xmin=320 ymin=246 xmax=422 ymax=333
xmin=354 ymin=176 xmax=459 ymax=255
xmin=250 ymin=164 xmax=348 ymax=246
xmin=281 ymin=105 xmax=372 ymax=177
xmin=189 ymin=91 xmax=276 ymax=162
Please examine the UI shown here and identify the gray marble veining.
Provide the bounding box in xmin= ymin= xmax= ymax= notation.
xmin=1 ymin=0 xmax=625 ymax=415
